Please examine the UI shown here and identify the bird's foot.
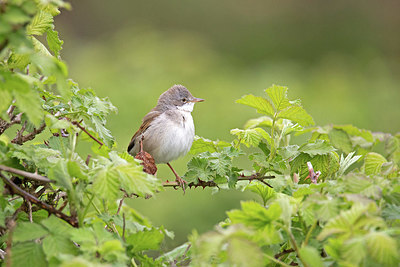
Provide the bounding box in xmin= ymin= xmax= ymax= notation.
xmin=175 ymin=176 xmax=187 ymax=194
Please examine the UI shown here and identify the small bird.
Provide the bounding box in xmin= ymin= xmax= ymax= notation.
xmin=127 ymin=84 xmax=204 ymax=188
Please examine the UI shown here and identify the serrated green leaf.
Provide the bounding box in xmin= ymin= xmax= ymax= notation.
xmin=329 ymin=128 xmax=353 ymax=153
xmin=245 ymin=182 xmax=276 ymax=206
xmin=244 ymin=116 xmax=273 ymax=129
xmin=184 ymin=157 xmax=213 ymax=182
xmin=236 ymin=94 xmax=274 ymax=116
xmin=10 ymin=241 xmax=47 ymax=267
xmin=126 ymin=228 xmax=165 ymax=252
xmin=299 ymin=140 xmax=336 ymax=156
xmin=46 ymin=29 xmax=63 ymax=57
xmin=382 ymin=204 xmax=400 ymax=220
xmin=366 ymin=232 xmax=399 ymax=266
xmin=27 ymin=10 xmax=53 ymax=35
xmin=13 ymin=222 xmax=48 ymax=242
xmin=91 ymin=116 xmax=114 ymax=148
xmin=117 ymin=163 xmax=161 ymax=197
xmin=227 ymin=201 xmax=281 ymax=229
xmin=0 ymin=72 xmax=43 ymax=126
xmin=43 ymin=235 xmax=78 ymax=260
xmin=92 ymin=166 xmax=121 ymax=201
xmin=189 ymin=136 xmax=230 ymax=155
xmin=278 ymin=105 xmax=315 ymax=126
xmin=48 ymin=160 xmax=73 ymax=191
xmin=265 ymin=84 xmax=291 ymax=111
xmin=227 ymin=236 xmax=264 ymax=267
xmin=338 ymin=152 xmax=362 ymax=176
xmin=230 ymin=127 xmax=271 ymax=147
xmin=334 ymin=124 xmax=373 ymax=142
xmin=299 ymin=246 xmax=323 ymax=267
xmin=98 ymin=239 xmax=128 ymax=262
xmin=41 ymin=215 xmax=74 ymax=237
xmin=363 ymin=152 xmax=387 ymax=175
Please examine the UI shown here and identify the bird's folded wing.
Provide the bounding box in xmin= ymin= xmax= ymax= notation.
xmin=127 ymin=111 xmax=161 ymax=153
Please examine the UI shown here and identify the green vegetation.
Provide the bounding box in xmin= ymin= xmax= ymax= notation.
xmin=0 ymin=1 xmax=399 ymax=266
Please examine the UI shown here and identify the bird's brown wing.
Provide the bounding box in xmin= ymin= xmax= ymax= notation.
xmin=127 ymin=111 xmax=161 ymax=153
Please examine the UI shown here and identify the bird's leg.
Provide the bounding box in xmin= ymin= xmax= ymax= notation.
xmin=167 ymin=163 xmax=187 ymax=193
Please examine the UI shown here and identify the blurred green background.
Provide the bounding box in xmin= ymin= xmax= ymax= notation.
xmin=56 ymin=0 xmax=400 ymax=248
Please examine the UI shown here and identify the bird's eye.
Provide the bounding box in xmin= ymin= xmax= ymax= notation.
xmin=182 ymin=98 xmax=187 ymax=103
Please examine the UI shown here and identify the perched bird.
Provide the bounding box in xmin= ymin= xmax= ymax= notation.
xmin=127 ymin=84 xmax=204 ymax=188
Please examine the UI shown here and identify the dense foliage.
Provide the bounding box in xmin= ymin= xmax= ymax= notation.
xmin=0 ymin=1 xmax=399 ymax=266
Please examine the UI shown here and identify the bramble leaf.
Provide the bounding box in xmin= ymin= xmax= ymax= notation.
xmin=265 ymin=84 xmax=291 ymax=111
xmin=278 ymin=105 xmax=315 ymax=126
xmin=299 ymin=140 xmax=336 ymax=156
xmin=236 ymin=94 xmax=274 ymax=116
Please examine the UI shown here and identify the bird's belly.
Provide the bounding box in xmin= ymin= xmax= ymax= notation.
xmin=143 ymin=113 xmax=195 ymax=163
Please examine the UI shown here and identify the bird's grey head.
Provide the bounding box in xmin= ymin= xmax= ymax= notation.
xmin=156 ymin=85 xmax=204 ymax=112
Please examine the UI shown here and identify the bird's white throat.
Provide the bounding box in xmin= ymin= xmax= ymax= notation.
xmin=176 ymin=102 xmax=195 ymax=112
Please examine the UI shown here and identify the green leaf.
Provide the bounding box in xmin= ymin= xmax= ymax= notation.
xmin=329 ymin=128 xmax=353 ymax=153
xmin=363 ymin=152 xmax=387 ymax=175
xmin=265 ymin=84 xmax=291 ymax=111
xmin=27 ymin=10 xmax=53 ymax=35
xmin=46 ymin=29 xmax=63 ymax=57
xmin=338 ymin=152 xmax=362 ymax=176
xmin=0 ymin=72 xmax=43 ymax=126
xmin=299 ymin=140 xmax=336 ymax=156
xmin=236 ymin=94 xmax=274 ymax=116
xmin=126 ymin=228 xmax=165 ymax=252
xmin=13 ymin=222 xmax=48 ymax=242
xmin=117 ymin=163 xmax=161 ymax=197
xmin=48 ymin=160 xmax=73 ymax=191
xmin=299 ymin=246 xmax=324 ymax=267
xmin=157 ymin=243 xmax=192 ymax=263
xmin=41 ymin=215 xmax=74 ymax=238
xmin=98 ymin=239 xmax=128 ymax=262
xmin=278 ymin=105 xmax=315 ymax=126
xmin=366 ymin=232 xmax=399 ymax=266
xmin=334 ymin=124 xmax=373 ymax=142
xmin=0 ymin=87 xmax=12 ymax=114
xmin=43 ymin=235 xmax=78 ymax=260
xmin=10 ymin=242 xmax=47 ymax=267
xmin=245 ymin=182 xmax=276 ymax=206
xmin=227 ymin=201 xmax=281 ymax=230
xmin=244 ymin=116 xmax=273 ymax=129
xmin=227 ymin=236 xmax=264 ymax=267
xmin=231 ymin=128 xmax=271 ymax=147
xmin=382 ymin=204 xmax=400 ymax=220
xmin=92 ymin=166 xmax=121 ymax=201
xmin=189 ymin=136 xmax=230 ymax=155
xmin=184 ymin=157 xmax=213 ymax=182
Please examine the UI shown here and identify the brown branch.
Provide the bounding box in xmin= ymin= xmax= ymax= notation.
xmin=0 ymin=173 xmax=78 ymax=228
xmin=0 ymin=165 xmax=52 ymax=183
xmin=0 ymin=111 xmax=22 ymax=135
xmin=11 ymin=122 xmax=46 ymax=145
xmin=71 ymin=120 xmax=103 ymax=147
xmin=162 ymin=174 xmax=275 ymax=189
xmin=275 ymin=249 xmax=295 ymax=259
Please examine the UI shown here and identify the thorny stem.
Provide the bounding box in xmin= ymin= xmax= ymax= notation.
xmin=71 ymin=120 xmax=104 ymax=147
xmin=0 ymin=164 xmax=52 ymax=183
xmin=0 ymin=173 xmax=78 ymax=227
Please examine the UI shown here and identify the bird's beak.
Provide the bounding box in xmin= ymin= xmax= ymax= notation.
xmin=191 ymin=97 xmax=205 ymax=103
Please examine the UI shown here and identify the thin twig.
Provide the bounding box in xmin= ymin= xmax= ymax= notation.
xmin=116 ymin=197 xmax=125 ymax=216
xmin=26 ymin=199 xmax=33 ymax=223
xmin=122 ymin=213 xmax=126 ymax=242
xmin=162 ymin=174 xmax=275 ymax=189
xmin=71 ymin=120 xmax=103 ymax=147
xmin=5 ymin=219 xmax=16 ymax=267
xmin=275 ymin=249 xmax=295 ymax=259
xmin=0 ymin=173 xmax=78 ymax=228
xmin=0 ymin=165 xmax=52 ymax=183
xmin=11 ymin=122 xmax=46 ymax=145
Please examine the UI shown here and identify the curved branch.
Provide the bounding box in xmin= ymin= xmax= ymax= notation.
xmin=162 ymin=174 xmax=275 ymax=189
xmin=0 ymin=173 xmax=78 ymax=228
xmin=0 ymin=165 xmax=52 ymax=183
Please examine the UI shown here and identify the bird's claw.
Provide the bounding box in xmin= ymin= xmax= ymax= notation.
xmin=175 ymin=176 xmax=187 ymax=194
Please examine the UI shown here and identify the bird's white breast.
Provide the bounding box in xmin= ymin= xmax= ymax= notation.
xmin=143 ymin=110 xmax=195 ymax=164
